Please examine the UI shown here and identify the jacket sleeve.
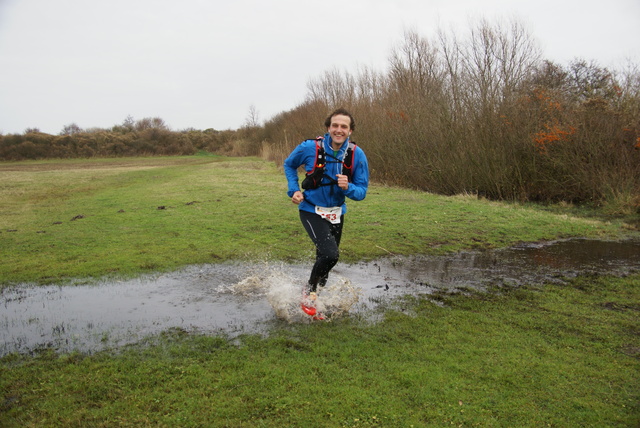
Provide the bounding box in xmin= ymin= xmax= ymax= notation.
xmin=283 ymin=142 xmax=306 ymax=197
xmin=343 ymin=146 xmax=369 ymax=201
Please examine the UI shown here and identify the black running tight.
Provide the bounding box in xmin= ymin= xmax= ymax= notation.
xmin=299 ymin=210 xmax=344 ymax=292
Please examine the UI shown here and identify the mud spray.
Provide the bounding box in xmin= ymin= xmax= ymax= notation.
xmin=222 ymin=263 xmax=361 ymax=323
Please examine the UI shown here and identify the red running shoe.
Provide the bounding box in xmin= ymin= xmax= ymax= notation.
xmin=301 ymin=291 xmax=317 ymax=316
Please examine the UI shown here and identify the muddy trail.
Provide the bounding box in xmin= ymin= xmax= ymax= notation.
xmin=2 ymin=238 xmax=639 ymax=356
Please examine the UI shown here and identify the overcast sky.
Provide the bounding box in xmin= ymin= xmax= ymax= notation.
xmin=1 ymin=0 xmax=638 ymax=135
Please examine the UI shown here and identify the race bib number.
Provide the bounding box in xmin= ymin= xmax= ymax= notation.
xmin=315 ymin=205 xmax=342 ymax=224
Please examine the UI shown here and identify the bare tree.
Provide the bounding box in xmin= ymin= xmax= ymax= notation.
xmin=244 ymin=105 xmax=261 ymax=128
xmin=460 ymin=18 xmax=540 ymax=110
xmin=135 ymin=117 xmax=169 ymax=131
xmin=123 ymin=115 xmax=135 ymax=130
xmin=388 ymin=29 xmax=445 ymax=98
xmin=306 ymin=67 xmax=357 ymax=107
xmin=60 ymin=123 xmax=83 ymax=135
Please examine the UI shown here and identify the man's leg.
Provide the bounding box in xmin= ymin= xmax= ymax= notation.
xmin=300 ymin=210 xmax=344 ymax=292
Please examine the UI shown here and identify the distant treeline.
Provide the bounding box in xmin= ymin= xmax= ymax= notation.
xmin=0 ymin=116 xmax=262 ymax=159
xmin=255 ymin=21 xmax=640 ymax=213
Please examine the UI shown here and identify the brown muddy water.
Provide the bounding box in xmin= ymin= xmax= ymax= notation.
xmin=2 ymin=238 xmax=639 ymax=356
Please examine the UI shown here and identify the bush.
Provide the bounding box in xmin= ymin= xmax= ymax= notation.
xmin=256 ymin=20 xmax=640 ymax=210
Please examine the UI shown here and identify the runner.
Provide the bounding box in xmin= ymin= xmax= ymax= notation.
xmin=283 ymin=108 xmax=369 ymax=318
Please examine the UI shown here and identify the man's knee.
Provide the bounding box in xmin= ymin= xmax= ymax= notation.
xmin=320 ymin=248 xmax=339 ymax=266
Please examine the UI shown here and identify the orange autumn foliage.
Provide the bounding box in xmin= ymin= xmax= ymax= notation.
xmin=533 ymin=123 xmax=576 ymax=154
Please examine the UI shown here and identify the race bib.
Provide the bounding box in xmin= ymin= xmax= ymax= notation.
xmin=315 ymin=205 xmax=342 ymax=224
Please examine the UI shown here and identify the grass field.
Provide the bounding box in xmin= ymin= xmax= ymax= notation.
xmin=1 ymin=155 xmax=639 ymax=426
xmin=0 ymin=155 xmax=632 ymax=286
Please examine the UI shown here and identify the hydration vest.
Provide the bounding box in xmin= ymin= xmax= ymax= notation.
xmin=301 ymin=136 xmax=357 ymax=190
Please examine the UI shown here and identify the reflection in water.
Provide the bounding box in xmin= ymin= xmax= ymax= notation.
xmin=1 ymin=238 xmax=638 ymax=356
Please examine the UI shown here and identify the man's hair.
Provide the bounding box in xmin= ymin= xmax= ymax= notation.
xmin=324 ymin=108 xmax=356 ymax=131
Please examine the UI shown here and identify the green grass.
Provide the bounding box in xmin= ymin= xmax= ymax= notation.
xmin=1 ymin=156 xmax=638 ymax=426
xmin=1 ymin=274 xmax=638 ymax=426
xmin=0 ymin=156 xmax=632 ymax=285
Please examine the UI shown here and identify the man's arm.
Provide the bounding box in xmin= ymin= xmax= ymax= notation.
xmin=341 ymin=148 xmax=369 ymax=201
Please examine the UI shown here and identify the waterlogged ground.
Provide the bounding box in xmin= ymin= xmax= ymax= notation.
xmin=2 ymin=238 xmax=639 ymax=356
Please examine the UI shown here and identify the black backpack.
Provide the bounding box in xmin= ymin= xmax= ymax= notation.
xmin=301 ymin=137 xmax=356 ymax=190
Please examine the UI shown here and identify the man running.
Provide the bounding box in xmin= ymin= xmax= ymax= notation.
xmin=283 ymin=108 xmax=369 ymax=313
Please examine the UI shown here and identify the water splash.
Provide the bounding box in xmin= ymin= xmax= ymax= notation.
xmin=224 ymin=264 xmax=362 ymax=322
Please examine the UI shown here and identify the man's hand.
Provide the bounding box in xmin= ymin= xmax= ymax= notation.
xmin=291 ymin=191 xmax=304 ymax=204
xmin=336 ymin=174 xmax=349 ymax=190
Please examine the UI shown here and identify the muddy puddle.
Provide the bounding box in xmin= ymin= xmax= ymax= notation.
xmin=2 ymin=238 xmax=639 ymax=356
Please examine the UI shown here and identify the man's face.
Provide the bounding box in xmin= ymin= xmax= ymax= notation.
xmin=328 ymin=114 xmax=351 ymax=145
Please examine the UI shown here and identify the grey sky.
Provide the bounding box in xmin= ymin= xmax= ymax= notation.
xmin=1 ymin=0 xmax=638 ymax=135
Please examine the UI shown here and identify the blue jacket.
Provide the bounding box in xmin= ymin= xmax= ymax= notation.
xmin=284 ymin=133 xmax=369 ymax=215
